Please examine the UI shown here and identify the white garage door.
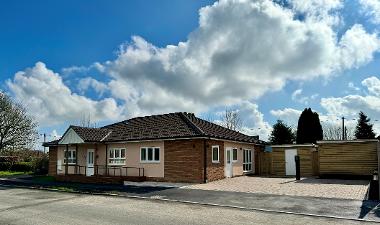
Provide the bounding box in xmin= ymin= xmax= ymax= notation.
xmin=285 ymin=149 xmax=297 ymax=176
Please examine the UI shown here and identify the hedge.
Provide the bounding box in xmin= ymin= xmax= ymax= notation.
xmin=0 ymin=162 xmax=34 ymax=172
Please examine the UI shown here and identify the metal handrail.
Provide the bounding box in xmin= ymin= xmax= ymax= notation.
xmin=58 ymin=164 xmax=145 ymax=177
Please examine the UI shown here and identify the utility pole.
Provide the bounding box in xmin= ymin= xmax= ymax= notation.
xmin=342 ymin=117 xmax=345 ymax=140
xmin=43 ymin=133 xmax=46 ymax=153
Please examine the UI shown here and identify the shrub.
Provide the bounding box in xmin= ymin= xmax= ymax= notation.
xmin=0 ymin=162 xmax=13 ymax=171
xmin=13 ymin=162 xmax=34 ymax=172
xmin=0 ymin=161 xmax=33 ymax=172
xmin=33 ymin=156 xmax=49 ymax=175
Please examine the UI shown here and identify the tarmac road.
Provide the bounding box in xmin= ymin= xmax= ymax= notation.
xmin=0 ymin=187 xmax=377 ymax=225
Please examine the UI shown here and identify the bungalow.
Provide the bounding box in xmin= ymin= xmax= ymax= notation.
xmin=44 ymin=112 xmax=265 ymax=183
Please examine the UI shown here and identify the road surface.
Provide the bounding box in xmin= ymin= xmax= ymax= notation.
xmin=0 ymin=187 xmax=376 ymax=225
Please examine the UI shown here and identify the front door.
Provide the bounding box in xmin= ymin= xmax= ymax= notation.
xmin=285 ymin=149 xmax=297 ymax=176
xmin=86 ymin=149 xmax=94 ymax=176
xmin=225 ymin=148 xmax=233 ymax=178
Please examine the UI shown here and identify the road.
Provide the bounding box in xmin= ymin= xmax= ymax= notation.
xmin=0 ymin=187 xmax=376 ymax=225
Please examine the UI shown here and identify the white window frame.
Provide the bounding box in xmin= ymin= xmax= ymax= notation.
xmin=243 ymin=149 xmax=252 ymax=172
xmin=109 ymin=148 xmax=126 ymax=165
xmin=140 ymin=147 xmax=160 ymax=163
xmin=64 ymin=148 xmax=76 ymax=165
xmin=212 ymin=145 xmax=220 ymax=163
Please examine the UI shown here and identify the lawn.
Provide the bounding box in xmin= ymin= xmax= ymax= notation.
xmin=0 ymin=171 xmax=32 ymax=177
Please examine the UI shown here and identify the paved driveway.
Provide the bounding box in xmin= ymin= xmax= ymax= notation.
xmin=183 ymin=176 xmax=370 ymax=200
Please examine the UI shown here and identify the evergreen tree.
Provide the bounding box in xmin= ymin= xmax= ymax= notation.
xmin=269 ymin=120 xmax=295 ymax=144
xmin=296 ymin=108 xmax=323 ymax=144
xmin=354 ymin=111 xmax=376 ymax=139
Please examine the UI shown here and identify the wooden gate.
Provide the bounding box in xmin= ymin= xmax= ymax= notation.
xmin=258 ymin=151 xmax=272 ymax=176
xmin=311 ymin=150 xmax=319 ymax=176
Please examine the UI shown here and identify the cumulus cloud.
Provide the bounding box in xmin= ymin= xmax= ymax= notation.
xmin=321 ymin=76 xmax=380 ymax=133
xmin=362 ymin=76 xmax=380 ymax=96
xmin=77 ymin=77 xmax=108 ymax=96
xmin=290 ymin=0 xmax=343 ymax=25
xmin=237 ymin=101 xmax=272 ymax=140
xmin=5 ymin=0 xmax=380 ymax=135
xmin=360 ymin=0 xmax=380 ymax=24
xmin=99 ymin=0 xmax=379 ymax=116
xmin=270 ymin=108 xmax=302 ymax=125
xmin=6 ymin=62 xmax=123 ymax=125
xmin=291 ymin=89 xmax=319 ymax=104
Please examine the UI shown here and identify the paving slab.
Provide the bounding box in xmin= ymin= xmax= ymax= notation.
xmin=183 ymin=176 xmax=370 ymax=200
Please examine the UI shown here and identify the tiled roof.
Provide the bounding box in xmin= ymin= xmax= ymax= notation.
xmin=44 ymin=112 xmax=264 ymax=146
xmin=181 ymin=113 xmax=260 ymax=143
xmin=70 ymin=126 xmax=112 ymax=142
xmin=42 ymin=139 xmax=59 ymax=147
xmin=102 ymin=112 xmax=261 ymax=143
xmin=102 ymin=113 xmax=202 ymax=141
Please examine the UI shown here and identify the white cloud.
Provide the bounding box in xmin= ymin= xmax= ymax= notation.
xmin=337 ymin=24 xmax=380 ymax=69
xmin=209 ymin=101 xmax=272 ymax=141
xmin=348 ymin=82 xmax=360 ymax=91
xmin=362 ymin=76 xmax=380 ymax=96
xmin=77 ymin=77 xmax=108 ymax=96
xmin=290 ymin=0 xmax=343 ymax=25
xmin=291 ymin=89 xmax=319 ymax=104
xmin=50 ymin=130 xmax=61 ymax=140
xmin=270 ymin=108 xmax=302 ymax=126
xmin=359 ymin=0 xmax=380 ymax=24
xmin=5 ymin=0 xmax=380 ymax=135
xmin=6 ymin=62 xmax=123 ymax=126
xmin=100 ymin=0 xmax=379 ymax=115
xmin=237 ymin=101 xmax=272 ymax=141
xmin=321 ymin=76 xmax=380 ymax=134
xmin=61 ymin=66 xmax=89 ymax=76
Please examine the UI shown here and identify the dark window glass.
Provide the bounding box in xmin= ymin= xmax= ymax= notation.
xmin=233 ymin=149 xmax=237 ymax=161
xmin=212 ymin=147 xmax=219 ymax=161
xmin=141 ymin=148 xmax=146 ymax=161
xmin=154 ymin=148 xmax=160 ymax=161
xmin=148 ymin=148 xmax=153 ymax=161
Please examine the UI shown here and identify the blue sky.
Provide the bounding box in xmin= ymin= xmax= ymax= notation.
xmin=1 ymin=0 xmax=380 ymax=148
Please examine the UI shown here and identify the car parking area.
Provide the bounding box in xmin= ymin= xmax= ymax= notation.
xmin=183 ymin=176 xmax=370 ymax=200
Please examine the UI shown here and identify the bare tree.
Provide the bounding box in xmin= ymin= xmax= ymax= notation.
xmin=0 ymin=93 xmax=38 ymax=153
xmin=77 ymin=113 xmax=97 ymax=128
xmin=323 ymin=124 xmax=355 ymax=140
xmin=220 ymin=108 xmax=242 ymax=131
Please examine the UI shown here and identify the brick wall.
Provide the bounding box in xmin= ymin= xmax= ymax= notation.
xmin=164 ymin=139 xmax=205 ymax=183
xmin=48 ymin=147 xmax=58 ymax=176
xmin=164 ymin=139 xmax=226 ymax=183
xmin=206 ymin=140 xmax=225 ymax=182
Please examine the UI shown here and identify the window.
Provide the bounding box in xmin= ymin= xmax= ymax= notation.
xmin=243 ymin=149 xmax=252 ymax=172
xmin=212 ymin=145 xmax=219 ymax=163
xmin=64 ymin=149 xmax=76 ymax=164
xmin=109 ymin=148 xmax=126 ymax=165
xmin=232 ymin=148 xmax=238 ymax=162
xmin=140 ymin=147 xmax=160 ymax=162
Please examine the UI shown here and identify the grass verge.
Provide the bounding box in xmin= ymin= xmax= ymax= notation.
xmin=0 ymin=171 xmax=32 ymax=177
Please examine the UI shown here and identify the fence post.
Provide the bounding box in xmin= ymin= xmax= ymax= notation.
xmin=295 ymin=155 xmax=300 ymax=180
